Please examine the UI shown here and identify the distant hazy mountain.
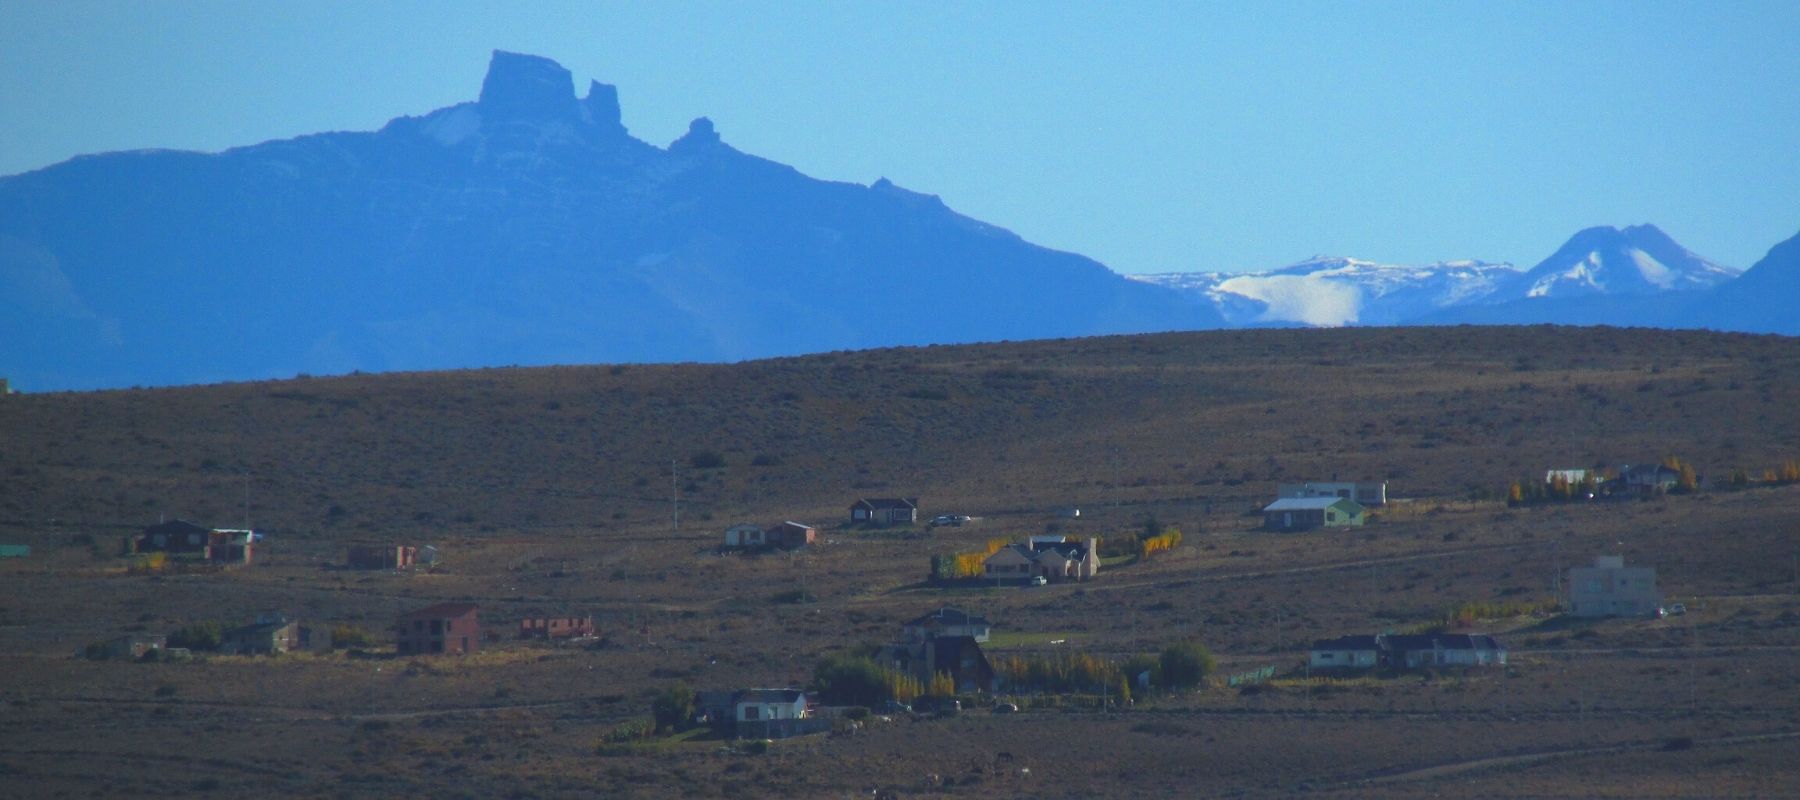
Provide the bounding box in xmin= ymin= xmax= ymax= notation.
xmin=1413 ymin=225 xmax=1741 ymax=327
xmin=1493 ymin=224 xmax=1738 ymax=301
xmin=1132 ymin=257 xmax=1519 ymax=326
xmin=1139 ymin=224 xmax=1769 ymax=330
xmin=0 ymin=51 xmax=1221 ymax=390
xmin=1681 ymin=229 xmax=1800 ymax=336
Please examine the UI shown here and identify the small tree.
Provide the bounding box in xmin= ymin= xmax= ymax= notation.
xmin=926 ymin=670 xmax=956 ymax=698
xmin=651 ymin=682 xmax=695 ymax=733
xmin=1158 ymin=641 xmax=1215 ymax=691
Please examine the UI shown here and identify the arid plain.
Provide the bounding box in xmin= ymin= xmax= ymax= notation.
xmin=3 ymin=325 xmax=1799 ymax=798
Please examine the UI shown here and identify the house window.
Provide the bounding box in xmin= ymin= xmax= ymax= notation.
xmin=1326 ymin=512 xmax=1338 ymax=522
xmin=745 ymin=706 xmax=760 ymax=719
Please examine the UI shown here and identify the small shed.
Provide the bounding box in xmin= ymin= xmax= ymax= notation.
xmin=767 ymin=521 xmax=817 ymax=549
xmin=347 ymin=544 xmax=417 ymax=570
xmin=724 ymin=523 xmax=766 ymax=548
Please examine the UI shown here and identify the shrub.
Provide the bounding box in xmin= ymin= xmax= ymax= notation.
xmin=1159 ymin=641 xmax=1215 ymax=691
xmin=814 ymin=653 xmax=907 ymax=707
xmin=651 ymin=682 xmax=694 ymax=733
xmin=168 ymin=622 xmax=222 ymax=652
xmin=603 ymin=718 xmax=654 ymax=745
xmin=689 ymin=451 xmax=726 ymax=469
xmin=330 ymin=624 xmax=378 ymax=649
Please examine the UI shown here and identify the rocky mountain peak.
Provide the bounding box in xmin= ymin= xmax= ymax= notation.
xmin=477 ymin=50 xmax=579 ymax=121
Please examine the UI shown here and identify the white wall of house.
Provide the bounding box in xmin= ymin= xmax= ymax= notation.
xmin=1309 ymin=649 xmax=1378 ymax=669
xmin=737 ymin=697 xmax=806 ymax=721
xmin=1569 ymin=557 xmax=1661 ymax=617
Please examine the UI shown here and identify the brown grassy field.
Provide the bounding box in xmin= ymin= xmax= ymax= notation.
xmin=2 ymin=325 xmax=1799 ymax=798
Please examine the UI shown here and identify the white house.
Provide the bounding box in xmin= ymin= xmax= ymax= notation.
xmin=904 ymin=607 xmax=992 ymax=642
xmin=724 ymin=523 xmax=766 ymax=548
xmin=1308 ymin=635 xmax=1381 ymax=670
xmin=736 ymin=688 xmax=809 ymax=722
xmin=1278 ymin=480 xmax=1387 ymax=506
xmin=1569 ymin=555 xmax=1662 ymax=617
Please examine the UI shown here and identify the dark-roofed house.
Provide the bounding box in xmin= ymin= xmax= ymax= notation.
xmin=99 ymin=633 xmax=166 ymax=660
xmin=1621 ymin=464 xmax=1679 ymax=496
xmin=1309 ymin=633 xmax=1506 ymax=671
xmin=220 ymin=617 xmax=300 ymax=655
xmin=876 ymin=635 xmax=1000 ymax=695
xmin=930 ymin=635 xmax=999 ymax=694
xmin=1262 ymin=497 xmax=1365 ymax=531
xmin=904 ymin=607 xmax=991 ymax=642
xmin=1308 ymin=635 xmax=1381 ymax=670
xmin=1380 ymin=634 xmax=1507 ymax=669
xmin=396 ymin=603 xmax=480 ymax=655
xmin=136 ymin=519 xmax=211 ymax=554
xmin=850 ymin=498 xmax=918 ymax=526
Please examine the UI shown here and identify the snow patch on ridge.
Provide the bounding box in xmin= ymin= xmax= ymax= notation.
xmin=1216 ymin=273 xmax=1363 ymax=326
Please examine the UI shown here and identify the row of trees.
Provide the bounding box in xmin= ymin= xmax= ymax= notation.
xmin=1139 ymin=528 xmax=1182 ymax=560
xmin=930 ymin=538 xmax=1012 ymax=581
xmin=1724 ymin=459 xmax=1800 ymax=488
xmin=992 ymin=641 xmax=1215 ymax=705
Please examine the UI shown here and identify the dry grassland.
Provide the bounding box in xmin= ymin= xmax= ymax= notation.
xmin=1 ymin=325 xmax=1799 ymax=797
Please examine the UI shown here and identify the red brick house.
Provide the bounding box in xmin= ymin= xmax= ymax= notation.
xmin=518 ymin=616 xmax=595 ymax=639
xmin=396 ymin=603 xmax=480 ymax=655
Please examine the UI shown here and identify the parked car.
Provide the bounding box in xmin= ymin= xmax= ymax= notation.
xmin=930 ymin=514 xmax=972 ymax=527
xmin=880 ymin=700 xmax=912 ymax=714
xmin=992 ymin=702 xmax=1019 ymax=714
xmin=1669 ymin=602 xmax=1687 ymax=616
xmin=1028 ymin=575 xmax=1048 ymax=587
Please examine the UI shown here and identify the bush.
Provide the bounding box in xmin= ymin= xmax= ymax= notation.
xmin=651 ymin=682 xmax=694 ymax=733
xmin=814 ymin=653 xmax=898 ymax=707
xmin=330 ymin=624 xmax=378 ymax=649
xmin=689 ymin=451 xmax=726 ymax=469
xmin=1159 ymin=641 xmax=1215 ymax=691
xmin=168 ymin=622 xmax=222 ymax=652
xmin=603 ymin=718 xmax=655 ymax=745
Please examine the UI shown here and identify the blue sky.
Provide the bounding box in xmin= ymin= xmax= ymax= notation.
xmin=2 ymin=1 xmax=1796 ymax=274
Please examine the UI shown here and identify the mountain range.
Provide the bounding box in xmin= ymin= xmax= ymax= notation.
xmin=1130 ymin=223 xmax=1775 ymax=329
xmin=1 ymin=50 xmax=1795 ymax=391
xmin=0 ymin=51 xmax=1220 ymax=390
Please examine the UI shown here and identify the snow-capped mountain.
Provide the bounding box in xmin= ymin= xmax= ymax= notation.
xmin=1494 ymin=224 xmax=1738 ymax=301
xmin=1132 ymin=257 xmax=1520 ymax=327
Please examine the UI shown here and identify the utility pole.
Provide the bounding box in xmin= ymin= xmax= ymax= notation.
xmin=671 ymin=459 xmax=679 ymax=532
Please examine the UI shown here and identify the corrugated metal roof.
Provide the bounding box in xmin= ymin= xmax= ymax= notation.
xmin=1263 ymin=497 xmax=1361 ymax=512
